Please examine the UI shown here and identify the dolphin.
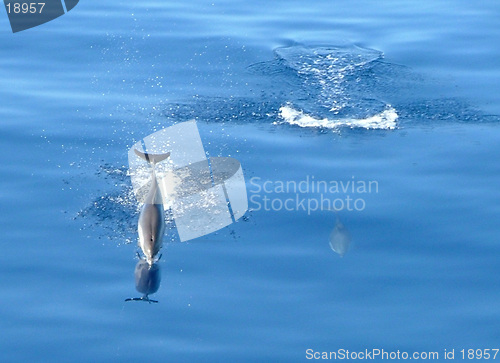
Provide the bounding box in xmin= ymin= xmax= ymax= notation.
xmin=329 ymin=215 xmax=351 ymax=257
xmin=134 ymin=149 xmax=170 ymax=265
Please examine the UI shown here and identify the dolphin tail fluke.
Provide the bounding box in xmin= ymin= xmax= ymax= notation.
xmin=125 ymin=296 xmax=159 ymax=304
xmin=134 ymin=149 xmax=171 ymax=164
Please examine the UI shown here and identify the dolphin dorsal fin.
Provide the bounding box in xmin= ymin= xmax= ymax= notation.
xmin=134 ymin=149 xmax=171 ymax=164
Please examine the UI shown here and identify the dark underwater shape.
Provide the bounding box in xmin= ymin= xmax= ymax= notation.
xmin=135 ymin=260 xmax=161 ymax=295
xmin=125 ymin=260 xmax=161 ymax=303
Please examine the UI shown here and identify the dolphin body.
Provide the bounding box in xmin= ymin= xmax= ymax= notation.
xmin=134 ymin=149 xmax=170 ymax=265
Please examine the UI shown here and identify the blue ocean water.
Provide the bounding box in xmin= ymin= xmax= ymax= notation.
xmin=1 ymin=0 xmax=500 ymax=362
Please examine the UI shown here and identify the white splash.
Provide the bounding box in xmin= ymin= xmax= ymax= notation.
xmin=277 ymin=104 xmax=398 ymax=130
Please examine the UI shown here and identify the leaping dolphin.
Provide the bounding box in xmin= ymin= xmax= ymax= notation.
xmin=134 ymin=149 xmax=170 ymax=265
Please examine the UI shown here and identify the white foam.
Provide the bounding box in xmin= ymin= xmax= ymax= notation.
xmin=277 ymin=104 xmax=398 ymax=130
